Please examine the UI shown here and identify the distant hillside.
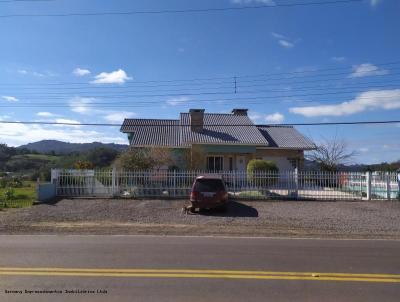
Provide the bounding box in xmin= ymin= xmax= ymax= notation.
xmin=18 ymin=140 xmax=128 ymax=155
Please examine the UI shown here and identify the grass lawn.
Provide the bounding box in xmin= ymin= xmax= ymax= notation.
xmin=0 ymin=181 xmax=37 ymax=209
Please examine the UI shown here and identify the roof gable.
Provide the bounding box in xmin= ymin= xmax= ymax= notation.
xmin=180 ymin=113 xmax=269 ymax=145
xmin=121 ymin=119 xmax=181 ymax=147
xmin=257 ymin=126 xmax=316 ymax=149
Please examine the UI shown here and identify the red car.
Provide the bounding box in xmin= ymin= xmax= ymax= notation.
xmin=189 ymin=175 xmax=229 ymax=211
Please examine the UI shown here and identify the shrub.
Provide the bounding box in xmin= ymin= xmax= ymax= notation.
xmin=74 ymin=161 xmax=94 ymax=170
xmin=247 ymin=159 xmax=279 ymax=187
xmin=114 ymin=147 xmax=174 ymax=170
xmin=4 ymin=187 xmax=15 ymax=201
xmin=0 ymin=177 xmax=23 ymax=188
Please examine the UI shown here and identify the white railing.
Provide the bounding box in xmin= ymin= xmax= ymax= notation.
xmin=50 ymin=169 xmax=399 ymax=201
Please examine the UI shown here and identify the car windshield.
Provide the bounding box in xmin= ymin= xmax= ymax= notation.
xmin=194 ymin=179 xmax=225 ymax=192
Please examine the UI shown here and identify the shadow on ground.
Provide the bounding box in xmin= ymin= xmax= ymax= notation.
xmin=33 ymin=197 xmax=63 ymax=206
xmin=199 ymin=201 xmax=258 ymax=218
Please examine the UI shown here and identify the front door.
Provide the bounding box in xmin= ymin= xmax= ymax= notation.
xmin=236 ymin=156 xmax=246 ymax=171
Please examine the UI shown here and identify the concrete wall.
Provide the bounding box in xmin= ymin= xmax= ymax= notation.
xmin=37 ymin=183 xmax=56 ymax=202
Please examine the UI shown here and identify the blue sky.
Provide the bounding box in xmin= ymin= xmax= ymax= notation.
xmin=0 ymin=0 xmax=399 ymax=164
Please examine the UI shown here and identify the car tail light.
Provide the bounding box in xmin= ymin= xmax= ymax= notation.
xmin=190 ymin=191 xmax=199 ymax=200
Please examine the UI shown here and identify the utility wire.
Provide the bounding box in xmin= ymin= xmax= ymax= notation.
xmin=4 ymin=85 xmax=400 ymax=103
xmin=4 ymin=60 xmax=400 ymax=88
xmin=7 ymin=77 xmax=400 ymax=95
xmin=2 ymin=94 xmax=400 ymax=108
xmin=0 ymin=0 xmax=54 ymax=3
xmin=8 ymin=81 xmax=400 ymax=99
xmin=0 ymin=120 xmax=398 ymax=127
xmin=0 ymin=0 xmax=363 ymax=18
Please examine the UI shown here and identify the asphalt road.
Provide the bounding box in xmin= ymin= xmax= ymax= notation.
xmin=0 ymin=235 xmax=399 ymax=302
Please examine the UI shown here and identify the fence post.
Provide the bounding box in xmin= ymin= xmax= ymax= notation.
xmin=112 ymin=167 xmax=117 ymax=197
xmin=51 ymin=169 xmax=59 ymax=184
xmin=293 ymin=168 xmax=299 ymax=199
xmin=366 ymin=171 xmax=372 ymax=201
xmin=386 ymin=172 xmax=391 ymax=200
xmin=173 ymin=170 xmax=176 ymax=198
xmin=233 ymin=170 xmax=237 ymax=197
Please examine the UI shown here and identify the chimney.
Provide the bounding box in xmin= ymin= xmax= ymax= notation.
xmin=189 ymin=109 xmax=205 ymax=132
xmin=232 ymin=108 xmax=248 ymax=116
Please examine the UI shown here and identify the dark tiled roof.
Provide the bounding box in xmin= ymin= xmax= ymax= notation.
xmin=120 ymin=114 xmax=316 ymax=150
xmin=257 ymin=126 xmax=316 ymax=149
xmin=120 ymin=119 xmax=181 ymax=147
xmin=180 ymin=113 xmax=269 ymax=145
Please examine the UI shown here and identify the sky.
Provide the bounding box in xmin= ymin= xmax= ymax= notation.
xmin=0 ymin=0 xmax=399 ymax=164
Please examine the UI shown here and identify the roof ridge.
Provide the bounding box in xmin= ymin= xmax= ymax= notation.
xmin=123 ymin=118 xmax=179 ymax=121
xmin=257 ymin=125 xmax=294 ymax=128
xmin=181 ymin=112 xmax=242 ymax=116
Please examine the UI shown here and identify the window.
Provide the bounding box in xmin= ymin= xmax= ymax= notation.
xmin=229 ymin=157 xmax=233 ymax=171
xmin=288 ymin=158 xmax=298 ymax=169
xmin=194 ymin=179 xmax=225 ymax=192
xmin=207 ymin=156 xmax=224 ymax=171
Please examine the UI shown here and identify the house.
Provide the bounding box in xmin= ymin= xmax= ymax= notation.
xmin=120 ymin=109 xmax=315 ymax=171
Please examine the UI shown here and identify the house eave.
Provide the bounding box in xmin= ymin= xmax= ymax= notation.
xmin=256 ymin=146 xmax=317 ymax=150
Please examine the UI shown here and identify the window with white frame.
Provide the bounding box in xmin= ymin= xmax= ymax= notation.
xmin=207 ymin=156 xmax=224 ymax=171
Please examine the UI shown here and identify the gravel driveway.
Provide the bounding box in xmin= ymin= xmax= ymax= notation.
xmin=1 ymin=199 xmax=400 ymax=238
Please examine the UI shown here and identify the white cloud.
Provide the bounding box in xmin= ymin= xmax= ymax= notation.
xmin=271 ymin=32 xmax=285 ymax=39
xmin=370 ymin=0 xmax=382 ymax=7
xmin=1 ymin=96 xmax=18 ymax=102
xmin=0 ymin=122 xmax=127 ymax=146
xmin=278 ymin=40 xmax=294 ymax=48
xmin=69 ymin=96 xmax=96 ymax=114
xmin=91 ymin=69 xmax=132 ymax=84
xmin=166 ymin=96 xmax=190 ymax=106
xmin=54 ymin=118 xmax=81 ymax=128
xmin=359 ymin=147 xmax=369 ymax=153
xmin=249 ymin=111 xmax=284 ymax=123
xmin=231 ymin=0 xmax=275 ymax=4
xmin=271 ymin=32 xmax=296 ymax=49
xmin=248 ymin=112 xmax=263 ymax=122
xmin=265 ymin=112 xmax=285 ymax=123
xmin=17 ymin=69 xmax=55 ymax=77
xmin=37 ymin=112 xmax=57 ymax=117
xmin=73 ymin=67 xmax=91 ymax=77
xmin=331 ymin=56 xmax=346 ymax=62
xmin=349 ymin=63 xmax=388 ymax=78
xmin=290 ymin=89 xmax=400 ymax=117
xmin=69 ymin=96 xmax=136 ymax=124
xmin=32 ymin=71 xmax=45 ymax=77
xmin=103 ymin=112 xmax=136 ymax=123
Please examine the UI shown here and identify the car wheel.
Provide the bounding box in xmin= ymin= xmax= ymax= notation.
xmin=218 ymin=204 xmax=228 ymax=212
xmin=189 ymin=206 xmax=196 ymax=213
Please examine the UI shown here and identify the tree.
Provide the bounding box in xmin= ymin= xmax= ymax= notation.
xmin=307 ymin=136 xmax=356 ymax=171
xmin=84 ymin=147 xmax=119 ymax=168
xmin=181 ymin=145 xmax=206 ymax=170
xmin=114 ymin=147 xmax=174 ymax=170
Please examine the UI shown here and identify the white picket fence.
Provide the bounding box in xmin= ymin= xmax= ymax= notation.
xmin=51 ymin=169 xmax=399 ymax=201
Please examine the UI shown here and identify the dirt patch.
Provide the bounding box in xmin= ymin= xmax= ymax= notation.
xmin=1 ymin=198 xmax=400 ymax=238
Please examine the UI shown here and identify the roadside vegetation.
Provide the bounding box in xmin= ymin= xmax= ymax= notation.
xmin=0 ymin=179 xmax=36 ymax=210
xmin=0 ymin=143 xmax=119 ymax=181
xmin=0 ymin=141 xmax=399 ymax=186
